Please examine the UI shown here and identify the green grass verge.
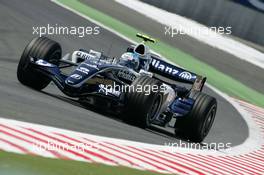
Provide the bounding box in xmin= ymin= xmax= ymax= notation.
xmin=57 ymin=0 xmax=264 ymax=107
xmin=0 ymin=151 xmax=165 ymax=175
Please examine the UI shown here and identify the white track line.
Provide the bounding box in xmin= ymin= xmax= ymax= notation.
xmin=23 ymin=127 xmax=117 ymax=166
xmin=54 ymin=133 xmax=146 ymax=170
xmin=0 ymin=139 xmax=27 ymax=154
xmin=0 ymin=124 xmax=86 ymax=161
xmin=0 ymin=132 xmax=55 ymax=158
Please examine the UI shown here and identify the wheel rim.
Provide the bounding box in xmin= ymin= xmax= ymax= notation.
xmin=202 ymin=105 xmax=217 ymax=137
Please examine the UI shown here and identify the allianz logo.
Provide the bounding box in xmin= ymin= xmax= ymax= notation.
xmin=151 ymin=59 xmax=179 ymax=75
xmin=179 ymin=71 xmax=193 ymax=80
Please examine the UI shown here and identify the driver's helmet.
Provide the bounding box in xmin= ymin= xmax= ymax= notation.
xmin=119 ymin=52 xmax=139 ymax=70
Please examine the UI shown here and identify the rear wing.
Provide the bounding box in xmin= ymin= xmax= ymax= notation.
xmin=149 ymin=57 xmax=206 ymax=91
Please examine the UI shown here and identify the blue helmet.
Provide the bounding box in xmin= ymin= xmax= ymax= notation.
xmin=119 ymin=52 xmax=140 ymax=70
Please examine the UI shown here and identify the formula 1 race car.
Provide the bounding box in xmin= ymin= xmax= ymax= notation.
xmin=17 ymin=34 xmax=217 ymax=142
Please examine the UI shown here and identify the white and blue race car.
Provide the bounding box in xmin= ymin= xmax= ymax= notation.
xmin=17 ymin=33 xmax=217 ymax=142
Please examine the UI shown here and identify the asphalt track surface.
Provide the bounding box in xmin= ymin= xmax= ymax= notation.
xmin=0 ymin=0 xmax=248 ymax=146
xmin=83 ymin=0 xmax=264 ymax=95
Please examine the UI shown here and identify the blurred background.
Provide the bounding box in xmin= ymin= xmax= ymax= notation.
xmin=141 ymin=0 xmax=264 ymax=47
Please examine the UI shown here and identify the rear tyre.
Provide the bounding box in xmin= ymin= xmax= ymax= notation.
xmin=17 ymin=37 xmax=61 ymax=90
xmin=175 ymin=91 xmax=217 ymax=142
xmin=123 ymin=76 xmax=163 ymax=128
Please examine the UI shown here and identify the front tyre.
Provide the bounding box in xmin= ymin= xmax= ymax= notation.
xmin=175 ymin=91 xmax=217 ymax=142
xmin=17 ymin=37 xmax=61 ymax=90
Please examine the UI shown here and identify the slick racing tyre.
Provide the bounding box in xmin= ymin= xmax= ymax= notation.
xmin=123 ymin=76 xmax=164 ymax=128
xmin=175 ymin=91 xmax=217 ymax=143
xmin=17 ymin=37 xmax=61 ymax=90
